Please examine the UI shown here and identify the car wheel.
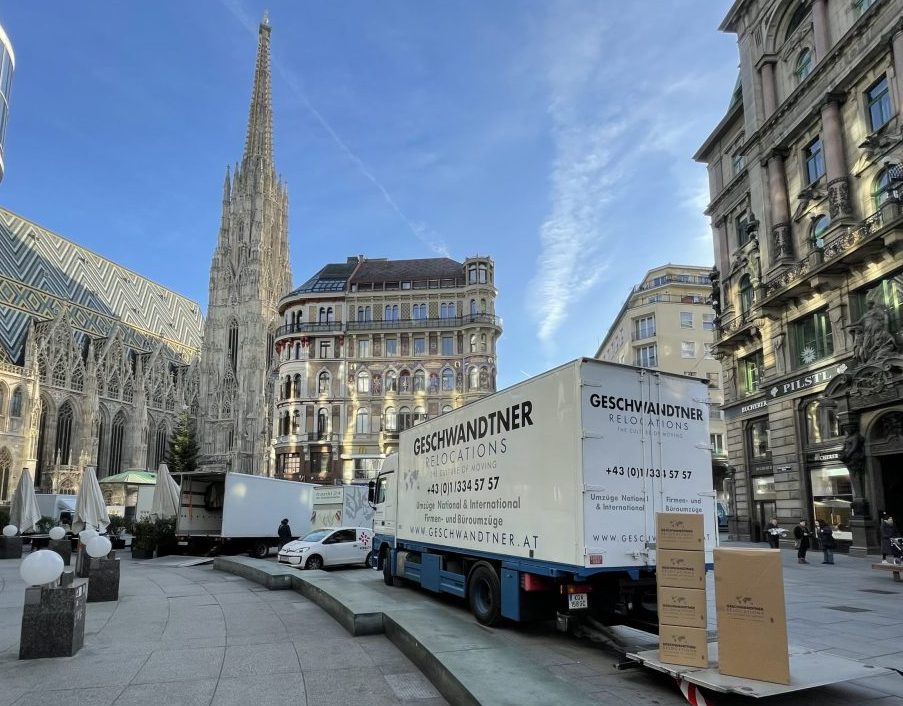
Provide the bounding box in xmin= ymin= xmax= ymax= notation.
xmin=305 ymin=554 xmax=324 ymax=570
xmin=249 ymin=540 xmax=269 ymax=559
xmin=468 ymin=563 xmax=501 ymax=626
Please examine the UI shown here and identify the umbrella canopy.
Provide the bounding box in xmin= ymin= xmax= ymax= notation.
xmin=9 ymin=470 xmax=42 ymax=534
xmin=150 ymin=463 xmax=180 ymax=518
xmin=73 ymin=466 xmax=111 ymax=533
xmin=98 ymin=470 xmax=157 ymax=485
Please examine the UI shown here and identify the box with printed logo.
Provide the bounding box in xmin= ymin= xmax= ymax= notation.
xmin=714 ymin=547 xmax=790 ymax=684
xmin=657 ymin=587 xmax=707 ymax=628
xmin=657 ymin=548 xmax=706 ymax=589
xmin=656 ymin=512 xmax=704 ymax=551
xmin=658 ymin=625 xmax=708 ymax=668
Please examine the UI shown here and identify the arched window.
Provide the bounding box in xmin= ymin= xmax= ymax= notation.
xmin=470 ymin=299 xmax=477 ymax=316
xmin=293 ymin=374 xmax=302 ymax=398
xmin=441 ymin=405 xmax=453 ymax=415
xmin=398 ymin=406 xmax=412 ymax=431
xmin=400 ymin=370 xmax=411 ymax=392
xmin=874 ymin=167 xmax=897 ymax=210
xmin=469 ymin=334 xmax=476 ymax=353
xmin=318 ymin=371 xmax=330 ymax=395
xmin=785 ymin=4 xmax=808 ymax=40
xmin=739 ymin=275 xmax=754 ymax=315
xmin=110 ymin=412 xmax=126 ymax=475
xmin=794 ymin=48 xmax=813 ymax=82
xmin=10 ymin=387 xmax=22 ymax=417
xmin=392 ymin=305 xmax=399 ymax=321
xmin=291 ymin=410 xmax=300 ymax=435
xmin=428 ymin=373 xmax=439 ymax=392
xmin=56 ymin=402 xmax=74 ymax=465
xmin=0 ymin=447 xmax=11 ymax=502
xmin=294 ymin=342 xmax=301 ymax=359
xmin=385 ymin=370 xmax=398 ymax=392
xmin=468 ymin=367 xmax=479 ymax=391
xmin=357 ymin=370 xmax=371 ymax=394
xmin=413 ymin=406 xmax=426 ymax=425
xmin=413 ymin=370 xmax=425 ymax=392
xmin=153 ymin=423 xmax=168 ymax=470
xmin=228 ymin=319 xmax=239 ymax=372
xmin=804 ymin=400 xmax=841 ymax=444
xmin=384 ymin=407 xmax=397 ymax=431
xmin=0 ymin=384 xmax=6 ymax=416
xmin=480 ymin=298 xmax=487 ymax=314
xmin=356 ymin=408 xmax=370 ymax=434
xmin=810 ymin=215 xmax=829 ymax=248
xmin=479 ymin=367 xmax=489 ymax=390
xmin=317 ymin=409 xmax=329 ymax=439
xmin=441 ymin=368 xmax=454 ymax=391
xmin=480 ymin=334 xmax=487 ymax=353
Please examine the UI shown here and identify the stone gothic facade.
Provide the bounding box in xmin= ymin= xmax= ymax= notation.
xmin=0 ymin=16 xmax=287 ymax=500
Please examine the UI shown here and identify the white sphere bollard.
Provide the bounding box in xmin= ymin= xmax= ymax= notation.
xmin=2 ymin=524 xmax=18 ymax=537
xmin=78 ymin=529 xmax=98 ymax=544
xmin=49 ymin=527 xmax=67 ymax=541
xmin=20 ymin=550 xmax=65 ymax=586
xmin=86 ymin=536 xmax=112 ymax=559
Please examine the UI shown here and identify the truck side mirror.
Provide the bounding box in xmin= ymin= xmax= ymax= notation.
xmin=367 ymin=480 xmax=375 ymax=503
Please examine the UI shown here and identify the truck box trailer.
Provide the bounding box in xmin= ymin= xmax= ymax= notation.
xmin=370 ymin=358 xmax=716 ymax=627
xmin=35 ymin=494 xmax=77 ymax=526
xmin=175 ymin=472 xmax=317 ymax=558
xmin=311 ymin=485 xmax=373 ymax=531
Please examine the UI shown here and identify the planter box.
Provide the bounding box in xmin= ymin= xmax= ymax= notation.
xmin=131 ymin=548 xmax=155 ymax=560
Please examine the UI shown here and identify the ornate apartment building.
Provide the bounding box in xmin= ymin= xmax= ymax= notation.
xmin=695 ymin=0 xmax=903 ymax=553
xmin=595 ymin=265 xmax=729 ymax=498
xmin=272 ymin=256 xmax=501 ymax=484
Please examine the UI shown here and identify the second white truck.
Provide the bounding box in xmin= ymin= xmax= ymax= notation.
xmin=310 ymin=485 xmax=373 ymax=531
xmin=370 ymin=358 xmax=716 ymax=628
xmin=175 ymin=472 xmax=317 ymax=557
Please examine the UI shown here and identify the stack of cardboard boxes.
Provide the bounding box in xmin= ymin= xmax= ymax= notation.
xmin=656 ymin=512 xmax=708 ymax=668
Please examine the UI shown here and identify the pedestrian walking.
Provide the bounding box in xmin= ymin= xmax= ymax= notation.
xmin=277 ymin=518 xmax=292 ymax=550
xmin=793 ymin=519 xmax=811 ymax=564
xmin=815 ymin=520 xmax=835 ymax=564
xmin=766 ymin=517 xmax=782 ymax=549
xmin=880 ymin=514 xmax=899 ymax=563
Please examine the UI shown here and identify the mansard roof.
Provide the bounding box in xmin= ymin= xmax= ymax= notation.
xmin=0 ymin=207 xmax=204 ymax=363
xmin=350 ymin=258 xmax=463 ymax=284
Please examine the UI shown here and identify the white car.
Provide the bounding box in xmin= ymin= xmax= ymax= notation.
xmin=277 ymin=527 xmax=372 ymax=570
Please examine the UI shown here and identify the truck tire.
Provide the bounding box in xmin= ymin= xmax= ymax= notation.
xmin=468 ymin=563 xmax=501 ymax=626
xmin=305 ymin=554 xmax=324 ymax=570
xmin=381 ymin=548 xmax=403 ymax=587
xmin=249 ymin=540 xmax=269 ymax=559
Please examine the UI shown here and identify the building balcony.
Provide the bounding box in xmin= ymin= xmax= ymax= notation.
xmin=635 ymin=274 xmax=712 ymax=291
xmin=275 ymin=432 xmax=339 ymax=445
xmin=347 ymin=313 xmax=502 ymax=332
xmin=714 ymin=309 xmax=762 ymax=347
xmin=631 ymin=330 xmax=656 ymax=342
xmin=276 ymin=321 xmax=343 ymax=338
xmin=761 ymin=204 xmax=903 ymax=308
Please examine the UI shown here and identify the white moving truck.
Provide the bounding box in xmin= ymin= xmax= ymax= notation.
xmin=370 ymin=358 xmax=715 ymax=627
xmin=35 ymin=494 xmax=77 ymax=525
xmin=175 ymin=472 xmax=317 ymax=558
xmin=311 ymin=485 xmax=373 ymax=531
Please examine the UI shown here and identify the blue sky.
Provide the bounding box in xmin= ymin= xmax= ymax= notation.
xmin=0 ymin=1 xmax=738 ymax=388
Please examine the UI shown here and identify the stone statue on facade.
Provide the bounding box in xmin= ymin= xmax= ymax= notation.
xmin=839 ymin=424 xmax=868 ymax=512
xmin=848 ymin=293 xmax=898 ymax=367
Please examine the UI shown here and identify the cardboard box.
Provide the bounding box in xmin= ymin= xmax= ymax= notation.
xmin=657 ymin=587 xmax=707 ymax=628
xmin=714 ymin=548 xmax=790 ymax=684
xmin=658 ymin=625 xmax=708 ymax=668
xmin=657 ymin=548 xmax=706 ymax=589
xmin=656 ymin=512 xmax=705 ymax=551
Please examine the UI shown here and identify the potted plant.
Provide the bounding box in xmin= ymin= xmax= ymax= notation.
xmin=107 ymin=514 xmax=132 ymax=549
xmin=154 ymin=518 xmax=177 ymax=557
xmin=131 ymin=518 xmax=157 ymax=559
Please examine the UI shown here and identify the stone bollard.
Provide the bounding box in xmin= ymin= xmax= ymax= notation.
xmin=19 ymin=571 xmax=87 ymax=659
xmin=75 ymin=545 xmax=91 ymax=578
xmin=87 ymin=552 xmax=120 ymax=603
xmin=0 ymin=536 xmax=24 ymax=559
xmin=48 ymin=538 xmax=72 ymax=566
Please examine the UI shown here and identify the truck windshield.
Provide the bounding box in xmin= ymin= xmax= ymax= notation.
xmin=301 ymin=530 xmax=332 ymax=543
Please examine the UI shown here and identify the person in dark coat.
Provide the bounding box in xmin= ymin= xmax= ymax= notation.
xmin=765 ymin=518 xmax=782 ymax=549
xmin=277 ymin=518 xmax=292 ymax=550
xmin=815 ymin=520 xmax=835 ymax=565
xmin=793 ymin=519 xmax=811 ymax=564
xmin=881 ymin=515 xmax=899 ymax=563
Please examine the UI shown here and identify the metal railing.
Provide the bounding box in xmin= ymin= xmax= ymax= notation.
xmin=276 ymin=313 xmax=502 ymax=338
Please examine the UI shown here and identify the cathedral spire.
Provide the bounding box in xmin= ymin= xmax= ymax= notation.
xmin=243 ymin=14 xmax=273 ymax=167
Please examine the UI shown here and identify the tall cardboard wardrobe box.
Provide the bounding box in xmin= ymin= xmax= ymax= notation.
xmin=714 ymin=548 xmax=790 ymax=684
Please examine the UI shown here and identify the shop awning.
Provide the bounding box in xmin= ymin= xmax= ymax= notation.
xmin=98 ymin=470 xmax=157 ymax=485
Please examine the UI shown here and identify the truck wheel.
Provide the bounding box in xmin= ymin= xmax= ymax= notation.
xmin=249 ymin=541 xmax=269 ymax=559
xmin=468 ymin=563 xmax=501 ymax=626
xmin=305 ymin=555 xmax=324 ymax=570
xmin=381 ymin=548 xmax=403 ymax=586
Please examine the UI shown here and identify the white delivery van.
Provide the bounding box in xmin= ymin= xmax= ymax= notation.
xmin=371 ymin=358 xmax=715 ymax=627
xmin=311 ymin=485 xmax=373 ymax=531
xmin=175 ymin=472 xmax=317 ymax=558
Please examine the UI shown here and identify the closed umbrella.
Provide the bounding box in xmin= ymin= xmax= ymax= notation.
xmin=150 ymin=463 xmax=180 ymax=519
xmin=9 ymin=470 xmax=42 ymax=534
xmin=72 ymin=466 xmax=110 ymax=534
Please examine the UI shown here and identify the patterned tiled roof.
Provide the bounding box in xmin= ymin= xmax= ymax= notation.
xmin=0 ymin=207 xmax=204 ymax=363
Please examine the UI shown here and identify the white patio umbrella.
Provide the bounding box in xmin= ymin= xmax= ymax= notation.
xmin=9 ymin=470 xmax=42 ymax=534
xmin=72 ymin=466 xmax=110 ymax=534
xmin=150 ymin=463 xmax=180 ymax=519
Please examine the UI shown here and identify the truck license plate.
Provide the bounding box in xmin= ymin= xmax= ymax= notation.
xmin=177 ymin=541 xmax=188 ymax=546
xmin=568 ymin=593 xmax=588 ymax=610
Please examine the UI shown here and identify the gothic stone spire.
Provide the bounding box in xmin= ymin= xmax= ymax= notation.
xmin=243 ymin=16 xmax=274 ymax=170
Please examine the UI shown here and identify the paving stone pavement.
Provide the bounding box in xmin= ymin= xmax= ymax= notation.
xmin=0 ymin=553 xmax=446 ymax=706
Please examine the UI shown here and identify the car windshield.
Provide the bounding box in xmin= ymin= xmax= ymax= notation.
xmin=301 ymin=530 xmax=331 ymax=543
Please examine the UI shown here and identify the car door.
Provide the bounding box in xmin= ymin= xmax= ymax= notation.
xmin=323 ymin=529 xmax=357 ymax=566
xmin=354 ymin=528 xmax=372 ymax=564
